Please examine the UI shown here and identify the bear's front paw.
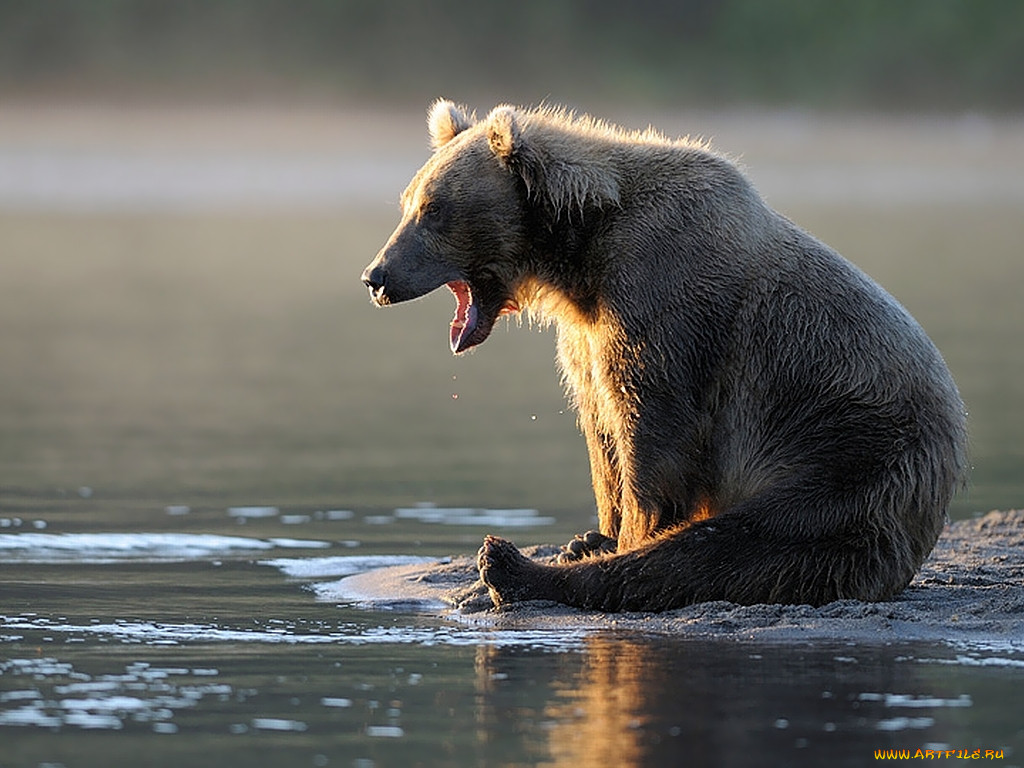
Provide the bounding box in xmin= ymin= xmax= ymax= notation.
xmin=557 ymin=530 xmax=617 ymax=563
xmin=477 ymin=535 xmax=541 ymax=607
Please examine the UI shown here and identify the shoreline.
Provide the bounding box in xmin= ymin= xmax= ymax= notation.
xmin=331 ymin=509 xmax=1024 ymax=645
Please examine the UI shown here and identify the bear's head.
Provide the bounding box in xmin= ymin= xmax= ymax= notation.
xmin=361 ymin=98 xmax=620 ymax=354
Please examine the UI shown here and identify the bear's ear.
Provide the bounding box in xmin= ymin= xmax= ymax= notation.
xmin=486 ymin=105 xmax=620 ymax=218
xmin=487 ymin=105 xmax=539 ymax=195
xmin=428 ymin=99 xmax=475 ymax=150
xmin=486 ymin=106 xmax=522 ymax=167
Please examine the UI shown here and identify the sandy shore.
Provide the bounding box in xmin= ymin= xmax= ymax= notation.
xmin=334 ymin=509 xmax=1024 ymax=644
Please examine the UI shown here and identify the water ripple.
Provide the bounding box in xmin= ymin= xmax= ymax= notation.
xmin=0 ymin=532 xmax=330 ymax=563
xmin=0 ymin=614 xmax=589 ymax=651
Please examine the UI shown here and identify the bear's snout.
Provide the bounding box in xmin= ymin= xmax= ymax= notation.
xmin=361 ymin=264 xmax=389 ymax=305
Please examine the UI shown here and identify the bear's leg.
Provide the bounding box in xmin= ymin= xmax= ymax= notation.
xmin=581 ymin=422 xmax=624 ymax=540
xmin=480 ymin=533 xmax=688 ymax=609
xmin=478 ymin=508 xmax=918 ymax=611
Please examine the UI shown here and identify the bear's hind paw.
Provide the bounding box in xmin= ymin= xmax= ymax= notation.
xmin=477 ymin=535 xmax=545 ymax=607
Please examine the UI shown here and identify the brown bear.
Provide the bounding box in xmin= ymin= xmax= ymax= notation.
xmin=361 ymin=99 xmax=968 ymax=612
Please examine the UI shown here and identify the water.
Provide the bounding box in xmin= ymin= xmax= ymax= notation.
xmin=2 ymin=519 xmax=1023 ymax=767
xmin=2 ymin=108 xmax=1023 ymax=766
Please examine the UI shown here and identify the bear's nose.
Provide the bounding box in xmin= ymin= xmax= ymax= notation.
xmin=361 ymin=265 xmax=387 ymax=302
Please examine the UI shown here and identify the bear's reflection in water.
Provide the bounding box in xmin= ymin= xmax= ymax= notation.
xmin=472 ymin=636 xmax=926 ymax=766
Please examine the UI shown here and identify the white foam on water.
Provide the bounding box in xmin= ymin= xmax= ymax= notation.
xmin=943 ymin=655 xmax=1024 ymax=669
xmin=252 ymin=718 xmax=308 ymax=732
xmin=0 ymin=615 xmax=589 ymax=650
xmin=366 ymin=725 xmax=405 ymax=738
xmin=442 ymin=513 xmax=557 ymax=527
xmin=944 ymin=638 xmax=1024 ymax=656
xmin=59 ymin=695 xmax=153 ymax=714
xmin=0 ymin=690 xmax=41 ymax=703
xmin=858 ymin=693 xmax=972 ymax=708
xmin=318 ymin=590 xmax=448 ymax=614
xmin=0 ymin=657 xmax=243 ymax=732
xmin=0 ymin=706 xmax=63 ymax=729
xmin=394 ymin=506 xmax=477 ymax=521
xmin=261 ymin=555 xmax=440 ymax=579
xmin=323 ymin=510 xmax=355 ymax=521
xmin=265 ymin=538 xmax=331 ymax=550
xmin=910 ymin=640 xmax=1024 ymax=669
xmin=55 ymin=681 xmax=121 ymax=695
xmin=875 ymin=717 xmax=936 ymax=731
xmin=393 ymin=506 xmax=555 ymax=527
xmin=321 ymin=697 xmax=353 ymax=708
xmin=227 ymin=506 xmax=279 ymax=519
xmin=0 ymin=532 xmax=331 ymax=563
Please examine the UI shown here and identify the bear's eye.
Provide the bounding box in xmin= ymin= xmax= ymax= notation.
xmin=420 ymin=200 xmax=443 ymax=224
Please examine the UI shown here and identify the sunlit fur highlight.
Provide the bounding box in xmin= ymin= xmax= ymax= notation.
xmin=364 ymin=99 xmax=969 ymax=612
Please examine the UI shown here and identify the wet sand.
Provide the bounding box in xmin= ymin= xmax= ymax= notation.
xmin=334 ymin=509 xmax=1024 ymax=644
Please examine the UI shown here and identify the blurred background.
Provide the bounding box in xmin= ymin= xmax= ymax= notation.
xmin=1 ymin=0 xmax=1022 ymax=110
xmin=1 ymin=0 xmax=1022 ymax=530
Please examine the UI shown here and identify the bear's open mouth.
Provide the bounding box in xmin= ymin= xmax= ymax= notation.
xmin=447 ymin=280 xmax=479 ymax=354
xmin=446 ymin=280 xmax=520 ymax=354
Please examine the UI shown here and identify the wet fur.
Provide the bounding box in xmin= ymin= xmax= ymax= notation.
xmin=366 ymin=100 xmax=969 ymax=611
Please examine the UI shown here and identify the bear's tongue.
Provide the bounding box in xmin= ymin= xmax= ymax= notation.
xmin=447 ymin=281 xmax=478 ymax=354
